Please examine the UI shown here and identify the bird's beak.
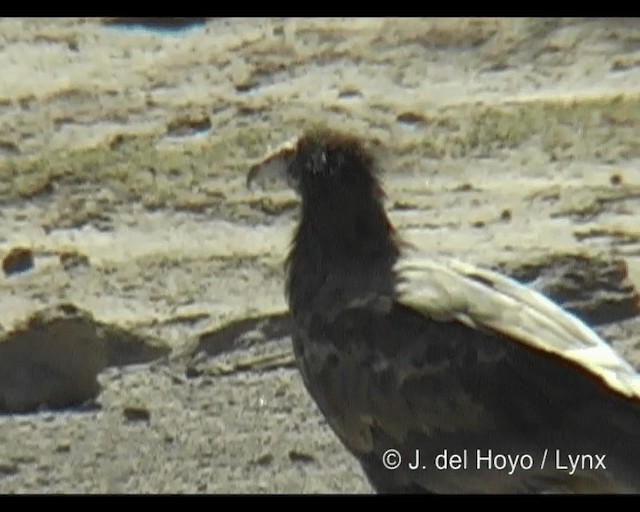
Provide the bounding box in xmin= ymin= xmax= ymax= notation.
xmin=246 ymin=136 xmax=298 ymax=192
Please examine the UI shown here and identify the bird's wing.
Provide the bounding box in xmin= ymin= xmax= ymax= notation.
xmin=394 ymin=252 xmax=640 ymax=400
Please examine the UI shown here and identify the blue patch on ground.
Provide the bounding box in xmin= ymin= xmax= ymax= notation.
xmin=103 ymin=18 xmax=207 ymax=38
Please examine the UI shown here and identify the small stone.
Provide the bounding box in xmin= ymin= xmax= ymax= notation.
xmin=2 ymin=247 xmax=34 ymax=276
xmin=0 ymin=462 xmax=20 ymax=477
xmin=610 ymin=173 xmax=622 ymax=186
xmin=123 ymin=406 xmax=151 ymax=423
xmin=55 ymin=442 xmax=72 ymax=453
xmin=288 ymin=450 xmax=315 ymax=464
xmin=255 ymin=453 xmax=274 ymax=466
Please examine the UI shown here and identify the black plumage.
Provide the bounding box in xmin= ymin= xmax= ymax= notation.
xmin=248 ymin=129 xmax=640 ymax=493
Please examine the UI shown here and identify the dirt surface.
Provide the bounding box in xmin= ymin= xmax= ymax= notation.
xmin=0 ymin=17 xmax=639 ymax=493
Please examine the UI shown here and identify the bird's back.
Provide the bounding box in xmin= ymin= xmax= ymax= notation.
xmin=290 ymin=293 xmax=640 ymax=493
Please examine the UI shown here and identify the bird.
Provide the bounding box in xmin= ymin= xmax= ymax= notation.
xmin=247 ymin=128 xmax=640 ymax=494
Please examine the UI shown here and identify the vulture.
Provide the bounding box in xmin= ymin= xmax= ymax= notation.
xmin=247 ymin=129 xmax=640 ymax=494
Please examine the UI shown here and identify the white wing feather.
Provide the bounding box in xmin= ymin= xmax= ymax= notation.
xmin=394 ymin=252 xmax=640 ymax=399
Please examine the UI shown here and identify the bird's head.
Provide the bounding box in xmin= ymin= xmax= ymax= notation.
xmin=247 ymin=129 xmax=384 ymax=207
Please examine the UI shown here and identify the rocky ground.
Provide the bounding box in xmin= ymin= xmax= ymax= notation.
xmin=0 ymin=17 xmax=639 ymax=493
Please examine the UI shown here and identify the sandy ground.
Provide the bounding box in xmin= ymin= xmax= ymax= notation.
xmin=0 ymin=17 xmax=639 ymax=493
